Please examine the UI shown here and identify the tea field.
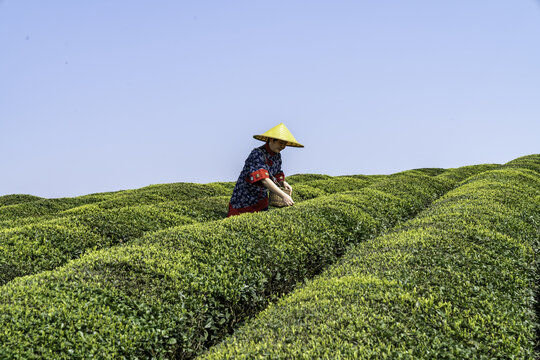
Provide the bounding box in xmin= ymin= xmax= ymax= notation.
xmin=0 ymin=154 xmax=538 ymax=359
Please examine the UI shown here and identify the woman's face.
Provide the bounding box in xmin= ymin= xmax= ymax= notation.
xmin=269 ymin=138 xmax=287 ymax=153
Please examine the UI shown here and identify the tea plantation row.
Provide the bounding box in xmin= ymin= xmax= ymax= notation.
xmin=0 ymin=175 xmax=385 ymax=286
xmin=0 ymin=181 xmax=239 ymax=285
xmin=0 ymin=175 xmax=386 ymax=228
xmin=0 ymin=164 xmax=495 ymax=359
xmin=0 ymin=182 xmax=234 ymax=227
xmin=200 ymin=154 xmax=540 ymax=359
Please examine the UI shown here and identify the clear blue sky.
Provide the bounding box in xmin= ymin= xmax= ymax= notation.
xmin=1 ymin=1 xmax=539 ymax=198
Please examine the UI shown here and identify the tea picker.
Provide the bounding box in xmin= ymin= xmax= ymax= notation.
xmin=228 ymin=123 xmax=304 ymax=217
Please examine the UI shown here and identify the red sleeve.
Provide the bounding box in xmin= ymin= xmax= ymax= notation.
xmin=275 ymin=171 xmax=285 ymax=182
xmin=247 ymin=169 xmax=270 ymax=184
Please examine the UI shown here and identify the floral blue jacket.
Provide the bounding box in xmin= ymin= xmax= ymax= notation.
xmin=228 ymin=143 xmax=285 ymax=216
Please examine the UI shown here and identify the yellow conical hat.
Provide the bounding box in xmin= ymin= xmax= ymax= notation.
xmin=253 ymin=123 xmax=304 ymax=148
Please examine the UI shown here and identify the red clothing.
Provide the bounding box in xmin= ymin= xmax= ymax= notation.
xmin=227 ymin=197 xmax=269 ymax=217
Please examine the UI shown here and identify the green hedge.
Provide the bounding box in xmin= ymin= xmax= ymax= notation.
xmin=0 ymin=175 xmax=370 ymax=230
xmin=92 ymin=182 xmax=232 ymax=210
xmin=0 ymin=174 xmax=373 ymax=286
xmin=0 ymin=165 xmax=492 ymax=359
xmin=401 ymin=167 xmax=446 ymax=177
xmin=287 ymin=176 xmax=375 ymax=202
xmin=200 ymin=157 xmax=539 ymax=359
xmin=331 ymin=168 xmax=445 ymax=180
xmin=0 ymin=222 xmax=103 ymax=285
xmin=0 ymin=192 xmax=122 ymax=230
xmin=211 ymin=182 xmax=235 ymax=192
xmin=285 ymin=173 xmax=333 ymax=184
xmin=0 ymin=197 xmax=107 ymax=225
xmin=0 ymin=195 xmax=231 ymax=286
xmin=0 ymin=182 xmax=233 ymax=230
xmin=0 ymin=173 xmax=371 ymax=286
xmin=299 ymin=177 xmax=372 ymax=194
xmin=504 ymin=153 xmax=540 ymax=173
xmin=0 ymin=194 xmax=44 ymax=207
xmin=289 ymin=184 xmax=328 ymax=202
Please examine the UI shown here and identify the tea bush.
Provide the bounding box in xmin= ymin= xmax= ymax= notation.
xmin=504 ymin=153 xmax=540 ymax=173
xmin=0 ymin=195 xmax=231 ymax=286
xmin=211 ymin=182 xmax=235 ymax=192
xmin=0 ymin=174 xmax=370 ymax=286
xmin=289 ymin=184 xmax=327 ymax=202
xmin=200 ymin=156 xmax=539 ymax=359
xmin=93 ymin=182 xmax=231 ymax=210
xmin=400 ymin=167 xmax=446 ymax=177
xmin=435 ymin=163 xmax=500 ymax=185
xmin=0 ymin=197 xmax=107 ymax=225
xmin=287 ymin=176 xmax=375 ymax=202
xmin=0 ymin=165 xmax=492 ymax=359
xmin=0 ymin=222 xmax=103 ymax=285
xmin=0 ymin=182 xmax=232 ymax=230
xmin=300 ymin=177 xmax=372 ymax=194
xmin=285 ymin=173 xmax=333 ymax=184
xmin=0 ymin=192 xmax=119 ymax=230
xmin=345 ymin=174 xmax=387 ymax=181
xmin=0 ymin=194 xmax=43 ymax=207
xmin=65 ymin=204 xmax=195 ymax=242
xmin=164 ymin=196 xmax=230 ymax=222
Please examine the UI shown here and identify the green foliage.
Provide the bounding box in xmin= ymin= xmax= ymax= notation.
xmin=434 ymin=164 xmax=500 ymax=186
xmin=300 ymin=177 xmax=373 ymax=194
xmin=159 ymin=196 xmax=230 ymax=223
xmin=0 ymin=182 xmax=233 ymax=284
xmin=400 ymin=167 xmax=446 ymax=177
xmin=2 ymin=157 xmax=536 ymax=358
xmin=0 ymin=165 xmax=491 ymax=359
xmin=0 ymin=173 xmax=375 ymax=286
xmin=0 ymin=195 xmax=231 ymax=285
xmin=93 ymin=182 xmax=231 ymax=210
xmin=211 ymin=182 xmax=235 ymax=192
xmin=0 ymin=222 xmax=103 ymax=285
xmin=290 ymin=184 xmax=327 ymax=202
xmin=503 ymin=153 xmax=540 ymax=173
xmin=66 ymin=204 xmax=195 ymax=243
xmin=286 ymin=173 xmax=333 ymax=184
xmin=200 ymin=162 xmax=539 ymax=359
xmin=0 ymin=182 xmax=232 ymax=230
xmin=0 ymin=197 xmax=104 ymax=224
xmin=345 ymin=174 xmax=387 ymax=181
xmin=288 ymin=176 xmax=375 ymax=202
xmin=0 ymin=194 xmax=43 ymax=207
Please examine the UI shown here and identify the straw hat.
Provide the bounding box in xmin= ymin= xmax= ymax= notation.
xmin=253 ymin=123 xmax=304 ymax=148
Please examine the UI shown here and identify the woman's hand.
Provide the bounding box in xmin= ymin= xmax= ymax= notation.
xmin=282 ymin=181 xmax=292 ymax=194
xmin=278 ymin=180 xmax=294 ymax=205
xmin=262 ymin=178 xmax=295 ymax=206
xmin=281 ymin=193 xmax=294 ymax=206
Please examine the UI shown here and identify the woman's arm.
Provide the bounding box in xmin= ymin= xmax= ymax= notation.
xmin=261 ymin=178 xmax=294 ymax=206
xmin=280 ymin=180 xmax=292 ymax=193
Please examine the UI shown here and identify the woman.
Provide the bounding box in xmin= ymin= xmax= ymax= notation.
xmin=228 ymin=123 xmax=304 ymax=217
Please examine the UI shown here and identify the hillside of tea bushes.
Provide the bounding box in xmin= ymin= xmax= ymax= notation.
xmin=202 ymin=155 xmax=540 ymax=359
xmin=0 ymin=175 xmax=385 ymax=286
xmin=0 ymin=154 xmax=538 ymax=359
